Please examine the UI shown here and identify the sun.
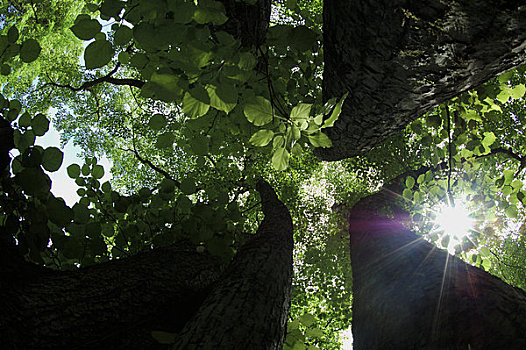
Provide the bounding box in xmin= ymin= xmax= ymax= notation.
xmin=434 ymin=202 xmax=475 ymax=253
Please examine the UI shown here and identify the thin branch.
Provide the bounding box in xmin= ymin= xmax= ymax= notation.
xmin=124 ymin=147 xmax=180 ymax=187
xmin=43 ymin=64 xmax=144 ymax=92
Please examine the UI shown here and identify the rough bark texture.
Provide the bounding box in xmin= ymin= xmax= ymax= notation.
xmin=0 ymin=117 xmax=14 ymax=173
xmin=349 ymin=193 xmax=526 ymax=349
xmin=319 ymin=0 xmax=526 ymax=160
xmin=172 ymin=180 xmax=294 ymax=350
xmin=219 ymin=0 xmax=270 ymax=47
xmin=0 ymin=238 xmax=222 ymax=349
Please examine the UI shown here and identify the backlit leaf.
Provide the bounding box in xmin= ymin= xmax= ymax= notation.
xmin=70 ymin=18 xmax=101 ymax=40
xmin=42 ymin=147 xmax=63 ymax=172
xmin=84 ymin=40 xmax=113 ymax=69
xmin=249 ymin=129 xmax=274 ymax=146
xmin=244 ymin=96 xmax=273 ymax=126
xmin=19 ymin=39 xmax=41 ymax=63
xmin=272 ymin=147 xmax=289 ymax=171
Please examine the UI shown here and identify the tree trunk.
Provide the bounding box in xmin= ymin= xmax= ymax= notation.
xmin=172 ymin=180 xmax=294 ymax=349
xmin=349 ymin=193 xmax=526 ymax=349
xmin=1 ymin=238 xmax=222 ymax=349
xmin=319 ymin=0 xmax=526 ymax=160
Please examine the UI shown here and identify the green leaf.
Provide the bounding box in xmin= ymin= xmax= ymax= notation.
xmin=189 ymin=135 xmax=209 ymax=156
xmin=31 ymin=113 xmax=49 ymax=136
xmin=290 ymin=26 xmax=318 ymax=51
xmin=148 ymin=114 xmax=167 ymax=130
xmin=7 ymin=26 xmax=19 ymax=43
xmin=510 ymin=84 xmax=526 ymax=99
xmin=405 ymin=176 xmax=415 ymax=189
xmin=183 ymin=92 xmax=210 ymax=118
xmin=505 ymin=205 xmax=518 ymax=219
xmin=238 ymin=52 xmax=257 ymax=70
xmin=272 ymin=148 xmax=290 ymax=171
xmin=151 ymin=331 xmax=177 ymax=344
xmin=299 ymin=313 xmax=316 ymax=327
xmin=306 ymin=328 xmax=324 ymax=338
xmin=481 ymin=131 xmax=496 ymax=147
xmin=70 ymin=18 xmax=102 ymax=40
xmin=308 ymin=132 xmax=332 ymax=148
xmin=208 ymin=83 xmax=237 ymax=114
xmin=403 ymin=188 xmax=413 ymax=200
xmin=67 ymin=164 xmax=81 ymax=178
xmin=322 ymin=93 xmax=348 ymax=128
xmin=42 ymin=147 xmax=64 ymax=172
xmin=73 ymin=203 xmax=90 ymax=224
xmin=189 ymin=84 xmax=210 ymax=104
xmin=249 ymin=129 xmax=274 ymax=146
xmin=479 ymin=246 xmax=491 ymax=258
xmin=244 ymin=96 xmax=273 ymax=126
xmin=113 ymin=25 xmax=132 ymax=46
xmin=16 ymin=167 xmax=50 ymax=195
xmin=91 ymin=164 xmax=104 ymax=179
xmin=290 ymin=103 xmax=312 ymax=121
xmin=180 ymin=178 xmax=196 ymax=195
xmin=84 ymin=40 xmax=114 ymax=69
xmin=156 ymin=132 xmax=175 ymax=149
xmin=193 ymin=7 xmax=228 ymax=25
xmin=19 ymin=39 xmax=41 ymax=63
xmin=46 ymin=197 xmax=73 ymax=226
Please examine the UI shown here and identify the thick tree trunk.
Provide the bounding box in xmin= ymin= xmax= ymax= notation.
xmin=1 ymin=238 xmax=222 ymax=349
xmin=320 ymin=0 xmax=526 ymax=160
xmin=349 ymin=193 xmax=526 ymax=349
xmin=172 ymin=180 xmax=294 ymax=349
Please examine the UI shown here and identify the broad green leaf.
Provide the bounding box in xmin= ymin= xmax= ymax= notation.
xmin=405 ymin=176 xmax=415 ymax=189
xmin=183 ymin=92 xmax=210 ymax=118
xmin=505 ymin=205 xmax=518 ymax=219
xmin=244 ymin=96 xmax=273 ymax=126
xmin=18 ymin=112 xmax=31 ymax=127
xmin=322 ymin=93 xmax=348 ymax=128
xmin=291 ymin=143 xmax=302 ymax=156
xmin=113 ymin=25 xmax=132 ymax=46
xmin=101 ymin=181 xmax=112 ymax=193
xmin=7 ymin=26 xmax=19 ymax=43
xmin=42 ymin=147 xmax=63 ymax=172
xmin=189 ymin=135 xmax=209 ymax=156
xmin=299 ymin=313 xmax=316 ymax=327
xmin=1 ymin=63 xmax=11 ymax=75
xmin=99 ymin=0 xmax=124 ymax=19
xmin=148 ymin=114 xmax=167 ymax=130
xmin=249 ymin=129 xmax=274 ymax=146
xmin=84 ymin=40 xmax=113 ymax=69
xmin=479 ymin=246 xmax=491 ymax=257
xmin=16 ymin=167 xmax=50 ymax=195
xmin=70 ymin=18 xmax=101 ymax=40
xmin=31 ymin=113 xmax=49 ymax=136
xmin=481 ymin=131 xmax=496 ymax=147
xmin=306 ymin=328 xmax=324 ymax=338
xmin=308 ymin=132 xmax=332 ymax=148
xmin=13 ymin=130 xmax=35 ymax=151
xmin=402 ymin=188 xmax=413 ymax=200
xmin=46 ymin=197 xmax=73 ymax=226
xmin=73 ymin=203 xmax=90 ymax=224
xmin=156 ymin=132 xmax=175 ymax=149
xmin=193 ymin=7 xmax=228 ymax=25
xmin=273 ymin=135 xmax=285 ymax=150
xmin=91 ymin=164 xmax=104 ymax=179
xmin=510 ymin=84 xmax=526 ymax=99
xmin=238 ymin=52 xmax=257 ymax=70
xmin=67 ymin=164 xmax=81 ymax=178
xmin=19 ymin=39 xmax=41 ymax=63
xmin=208 ymin=83 xmax=237 ymax=114
xmin=180 ymin=178 xmax=197 ymax=195
xmin=272 ymin=147 xmax=290 ymax=171
xmin=172 ymin=2 xmax=195 ymax=23
xmin=503 ymin=169 xmax=514 ymax=184
xmin=189 ymin=84 xmax=210 ymax=104
xmin=290 ymin=103 xmax=312 ymax=121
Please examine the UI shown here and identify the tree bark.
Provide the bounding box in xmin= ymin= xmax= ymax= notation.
xmin=172 ymin=179 xmax=294 ymax=349
xmin=1 ymin=239 xmax=222 ymax=349
xmin=319 ymin=0 xmax=526 ymax=160
xmin=349 ymin=192 xmax=526 ymax=349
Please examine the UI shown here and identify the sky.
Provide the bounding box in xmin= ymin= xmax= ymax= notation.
xmin=36 ymin=115 xmax=112 ymax=206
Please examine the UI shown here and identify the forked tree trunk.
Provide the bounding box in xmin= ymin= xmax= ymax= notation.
xmin=320 ymin=0 xmax=526 ymax=160
xmin=0 ymin=237 xmax=222 ymax=349
xmin=172 ymin=180 xmax=294 ymax=349
xmin=349 ymin=193 xmax=526 ymax=349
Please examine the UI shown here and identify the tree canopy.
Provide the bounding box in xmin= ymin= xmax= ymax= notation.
xmin=1 ymin=0 xmax=526 ymax=349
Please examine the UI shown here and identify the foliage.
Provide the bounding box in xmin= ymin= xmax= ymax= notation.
xmin=2 ymin=1 xmax=526 ymax=349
